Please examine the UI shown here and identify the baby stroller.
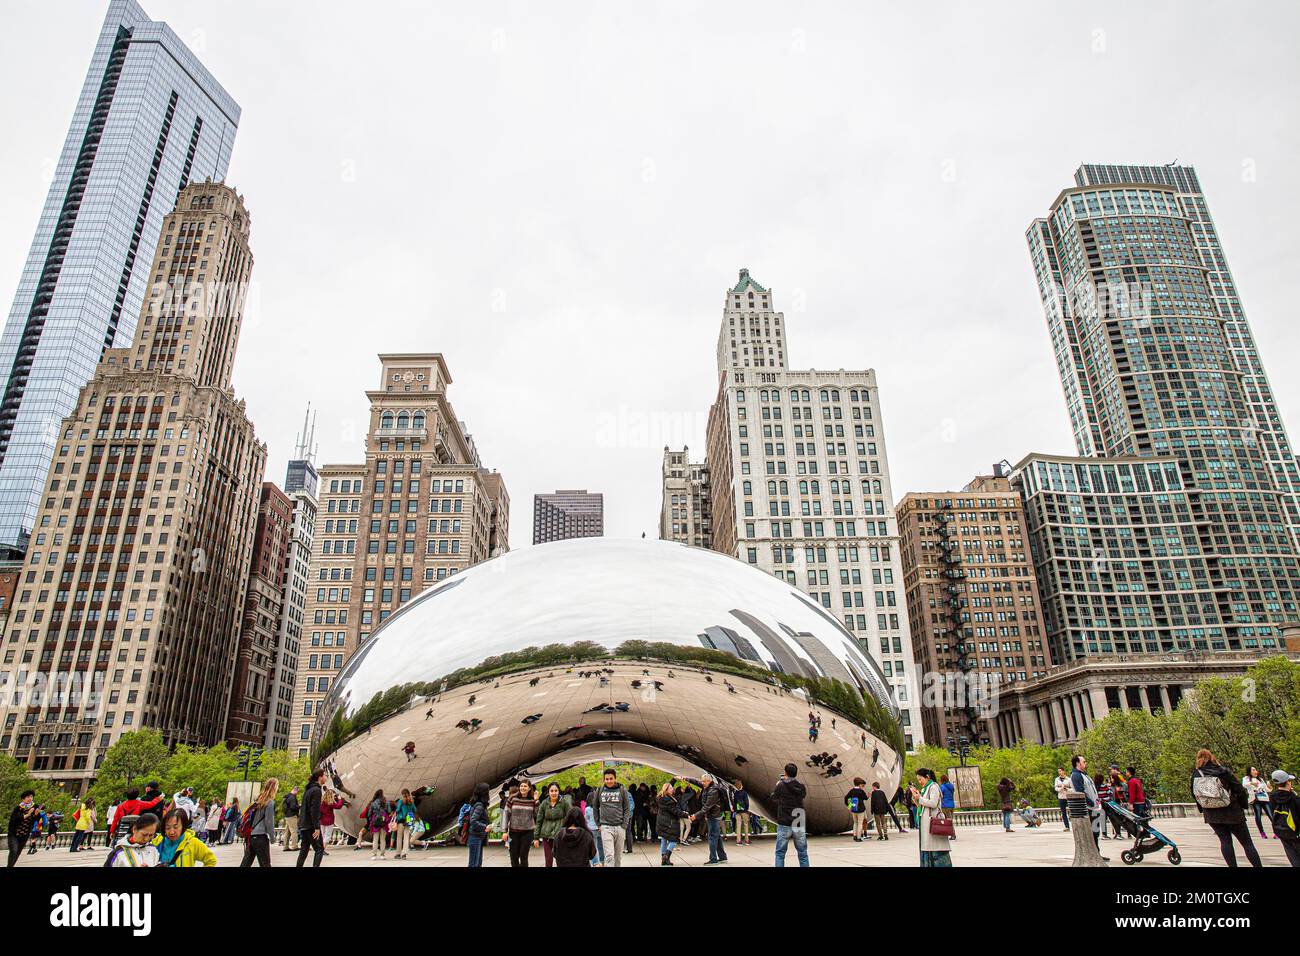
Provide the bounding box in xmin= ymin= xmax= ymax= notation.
xmin=1105 ymin=800 xmax=1181 ymax=865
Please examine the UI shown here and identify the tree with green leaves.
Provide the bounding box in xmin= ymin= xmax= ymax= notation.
xmin=92 ymin=728 xmax=170 ymax=804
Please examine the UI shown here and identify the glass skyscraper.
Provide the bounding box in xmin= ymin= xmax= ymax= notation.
xmin=0 ymin=0 xmax=239 ymax=555
xmin=1024 ymin=165 xmax=1298 ymax=655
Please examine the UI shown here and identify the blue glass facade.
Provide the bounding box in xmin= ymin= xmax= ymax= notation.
xmin=0 ymin=0 xmax=239 ymax=554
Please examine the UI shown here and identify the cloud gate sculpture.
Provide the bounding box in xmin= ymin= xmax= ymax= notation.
xmin=311 ymin=538 xmax=905 ymax=836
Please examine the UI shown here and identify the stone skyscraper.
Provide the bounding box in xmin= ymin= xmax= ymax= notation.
xmin=0 ymin=0 xmax=239 ymax=556
xmin=705 ymin=270 xmax=923 ymax=748
xmin=0 ymin=181 xmax=265 ymax=788
xmin=290 ymin=355 xmax=509 ymax=756
xmin=659 ymin=447 xmax=711 ymax=548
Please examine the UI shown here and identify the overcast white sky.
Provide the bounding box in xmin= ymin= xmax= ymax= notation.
xmin=2 ymin=1 xmax=1298 ymax=549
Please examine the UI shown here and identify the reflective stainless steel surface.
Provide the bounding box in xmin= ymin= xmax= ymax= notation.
xmin=313 ymin=538 xmax=904 ymax=835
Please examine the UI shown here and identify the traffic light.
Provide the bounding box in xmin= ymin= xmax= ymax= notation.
xmin=251 ymin=748 xmax=263 ymax=771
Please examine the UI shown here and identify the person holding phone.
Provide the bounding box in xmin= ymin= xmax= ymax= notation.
xmin=912 ymin=768 xmax=952 ymax=867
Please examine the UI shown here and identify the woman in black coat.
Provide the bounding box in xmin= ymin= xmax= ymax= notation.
xmin=655 ymin=782 xmax=690 ymax=866
xmin=1192 ymin=748 xmax=1262 ymax=867
xmin=552 ymin=807 xmax=596 ymax=867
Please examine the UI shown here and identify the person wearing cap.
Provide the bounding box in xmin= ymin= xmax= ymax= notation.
xmin=1269 ymin=769 xmax=1299 ymax=867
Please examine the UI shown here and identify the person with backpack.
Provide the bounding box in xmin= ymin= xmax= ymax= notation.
xmin=154 ymin=807 xmax=217 ymax=868
xmin=69 ymin=798 xmax=96 ymax=853
xmin=281 ymin=786 xmax=301 ymax=851
xmin=553 ymin=806 xmax=596 ymax=867
xmin=239 ymin=777 xmax=278 ymax=868
xmin=365 ymin=789 xmax=392 ymax=861
xmin=108 ymin=812 xmax=161 ymax=868
xmin=844 ymin=777 xmax=869 ymax=842
xmin=389 ymin=788 xmax=417 ymax=860
xmin=1242 ymin=767 xmax=1272 ymax=841
xmin=465 ymin=782 xmax=491 ymax=868
xmin=1269 ymin=770 xmax=1299 ymax=867
xmin=296 ymin=768 xmax=327 ymax=868
xmin=1192 ymin=748 xmax=1262 ymax=868
xmin=534 ymin=782 xmax=572 ymax=868
xmin=592 ymin=768 xmax=632 ymax=867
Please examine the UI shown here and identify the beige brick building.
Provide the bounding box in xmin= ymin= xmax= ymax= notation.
xmin=896 ymin=471 xmax=1052 ymax=747
xmin=0 ymin=181 xmax=266 ymax=789
xmin=704 ymin=270 xmax=924 ymax=747
xmin=289 ymin=355 xmax=508 ymax=756
xmin=658 ymin=447 xmax=711 ymax=548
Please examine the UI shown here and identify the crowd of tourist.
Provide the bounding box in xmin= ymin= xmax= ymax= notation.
xmin=5 ymin=748 xmax=1297 ymax=868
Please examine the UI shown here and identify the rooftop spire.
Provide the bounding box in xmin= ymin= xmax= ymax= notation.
xmin=730 ymin=267 xmax=768 ymax=295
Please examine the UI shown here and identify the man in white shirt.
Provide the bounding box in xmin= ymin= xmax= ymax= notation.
xmin=1053 ymin=767 xmax=1072 ymax=830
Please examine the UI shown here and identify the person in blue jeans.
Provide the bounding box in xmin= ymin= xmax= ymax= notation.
xmin=465 ymin=782 xmax=490 ymax=868
xmin=697 ymin=773 xmax=728 ymax=865
xmin=771 ymin=762 xmax=809 ymax=867
xmin=655 ymin=781 xmax=687 ymax=865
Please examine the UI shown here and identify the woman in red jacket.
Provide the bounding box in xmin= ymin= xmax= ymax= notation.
xmin=1126 ymin=767 xmax=1149 ymax=817
xmin=319 ymin=789 xmax=348 ymax=848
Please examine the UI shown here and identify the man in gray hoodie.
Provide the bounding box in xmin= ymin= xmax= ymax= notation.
xmin=592 ymin=769 xmax=632 ymax=867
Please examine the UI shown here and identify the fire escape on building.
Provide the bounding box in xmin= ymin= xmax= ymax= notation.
xmin=934 ymin=501 xmax=984 ymax=744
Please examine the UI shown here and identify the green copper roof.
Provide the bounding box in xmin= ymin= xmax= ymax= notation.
xmin=730 ymin=268 xmax=768 ymax=295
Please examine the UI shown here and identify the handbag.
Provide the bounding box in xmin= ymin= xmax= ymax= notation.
xmin=929 ymin=813 xmax=955 ymax=838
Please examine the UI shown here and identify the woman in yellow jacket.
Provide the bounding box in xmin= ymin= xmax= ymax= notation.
xmin=153 ymin=807 xmax=218 ymax=867
xmin=70 ymin=797 xmax=96 ymax=853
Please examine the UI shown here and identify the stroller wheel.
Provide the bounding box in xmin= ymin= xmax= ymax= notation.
xmin=1120 ymin=849 xmax=1137 ymax=865
xmin=1167 ymin=847 xmax=1181 ymax=865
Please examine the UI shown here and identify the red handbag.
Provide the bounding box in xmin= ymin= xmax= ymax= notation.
xmin=929 ymin=814 xmax=955 ymax=838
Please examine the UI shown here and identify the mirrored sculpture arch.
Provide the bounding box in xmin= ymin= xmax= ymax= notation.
xmin=312 ymin=538 xmax=905 ymax=835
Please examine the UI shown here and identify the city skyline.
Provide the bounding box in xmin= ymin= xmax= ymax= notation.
xmin=1 ymin=2 xmax=1298 ymax=552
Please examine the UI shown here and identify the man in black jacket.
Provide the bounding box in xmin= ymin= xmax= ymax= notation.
xmin=697 ymin=774 xmax=728 ymax=865
xmin=296 ymin=768 xmax=326 ymax=868
xmin=281 ymin=786 xmax=301 ymax=851
xmin=771 ymin=763 xmax=809 ymax=867
xmin=7 ymin=790 xmax=38 ymax=868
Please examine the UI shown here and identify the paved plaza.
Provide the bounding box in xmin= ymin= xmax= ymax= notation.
xmin=20 ymin=818 xmax=1295 ymax=867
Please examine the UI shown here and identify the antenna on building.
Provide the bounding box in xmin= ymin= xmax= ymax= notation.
xmin=293 ymin=403 xmax=319 ymax=464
